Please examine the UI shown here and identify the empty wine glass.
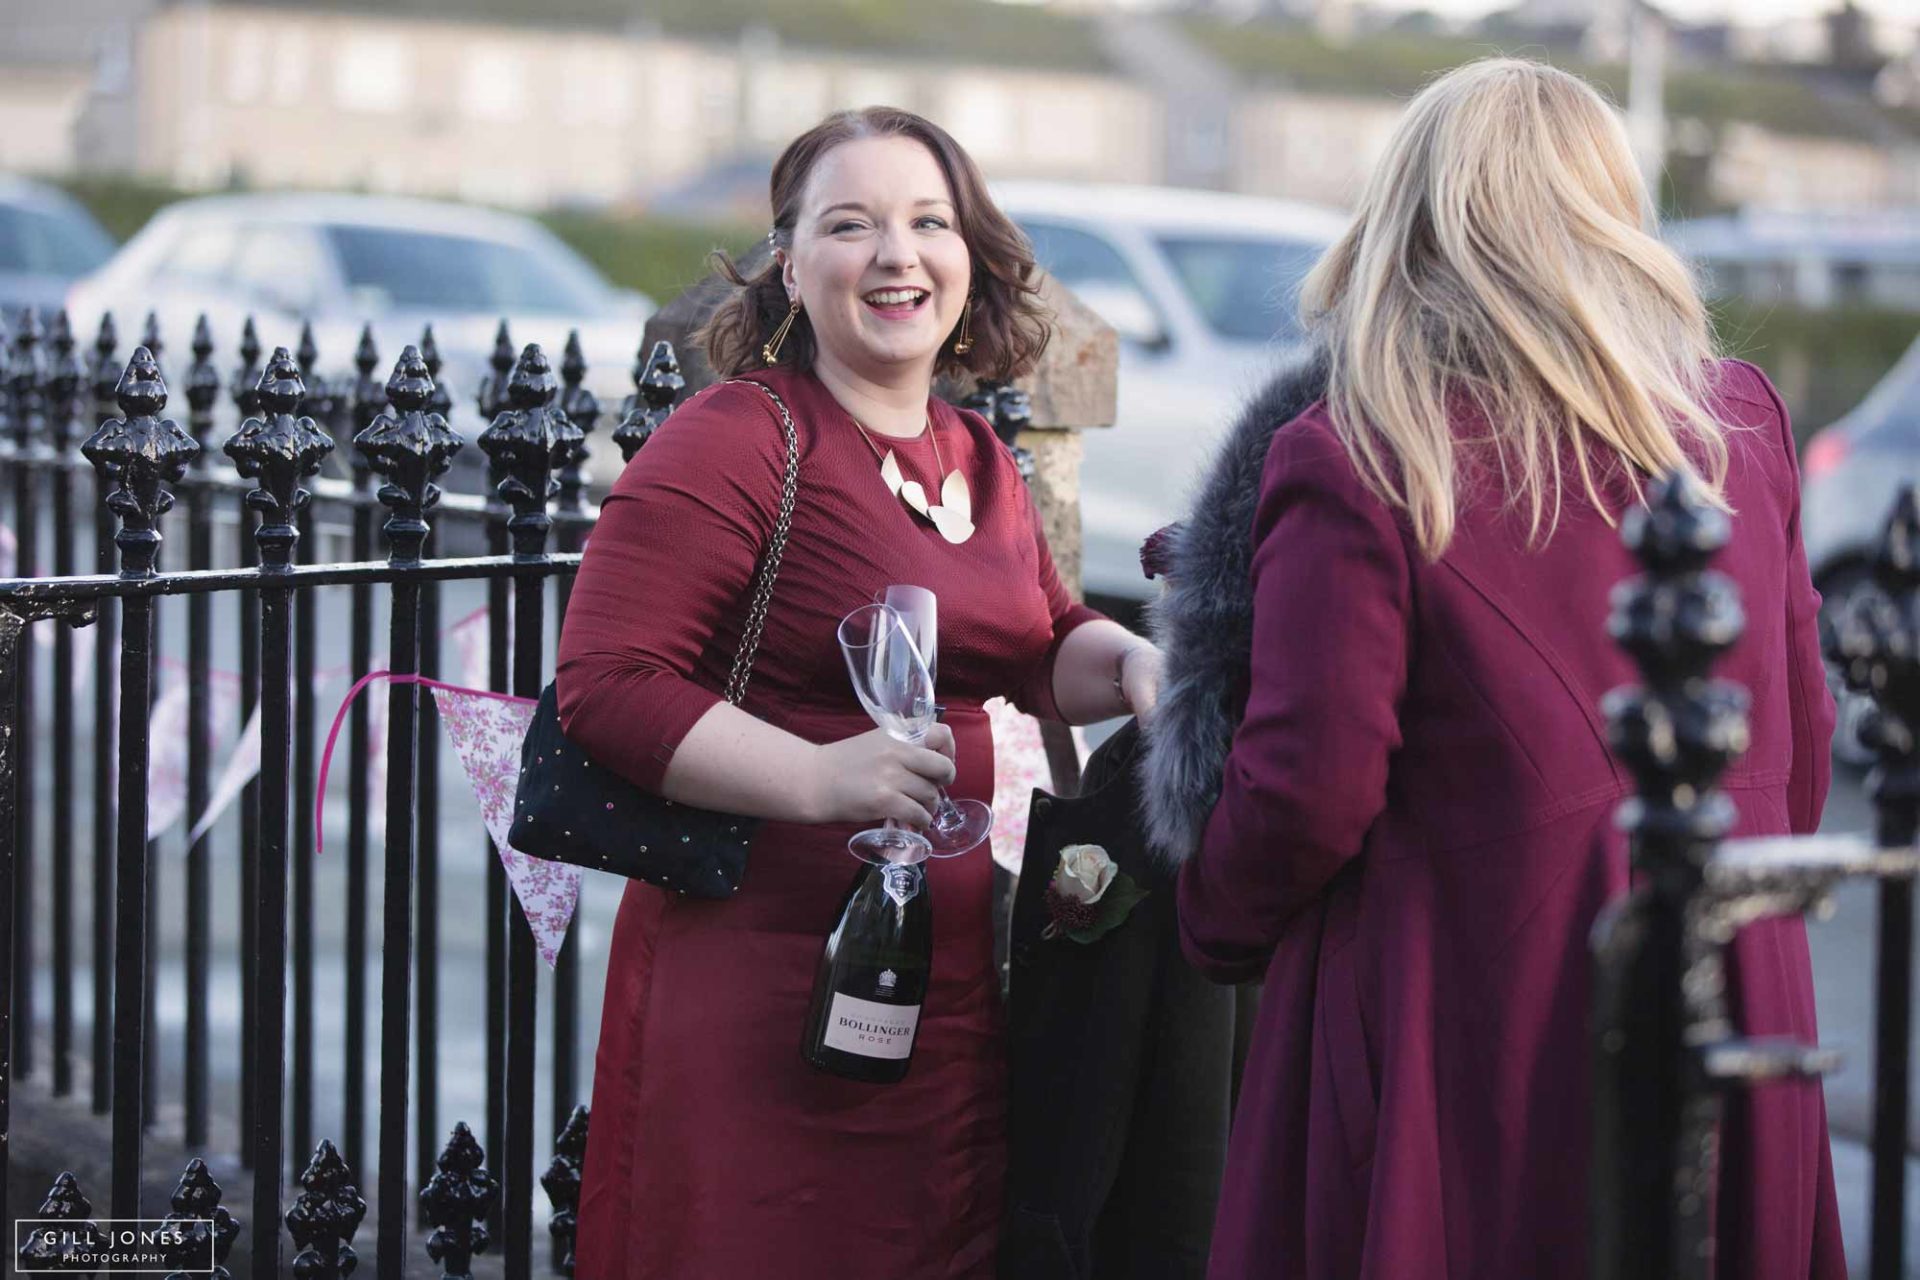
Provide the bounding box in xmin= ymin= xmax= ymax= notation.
xmin=875 ymin=585 xmax=993 ymax=857
xmin=838 ymin=602 xmax=936 ymax=865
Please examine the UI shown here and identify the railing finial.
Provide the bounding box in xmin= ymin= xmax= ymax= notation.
xmin=46 ymin=309 xmax=81 ymax=453
xmin=478 ymin=344 xmax=580 ymax=558
xmin=355 ymin=344 xmax=464 ymax=564
xmin=12 ymin=305 xmax=46 ymax=450
xmin=15 ymin=1171 xmax=98 ymax=1272
xmin=1827 ymin=484 xmax=1920 ymax=848
xmin=140 ymin=309 xmax=164 ymax=378
xmin=477 ymin=319 xmax=515 ymax=421
xmin=185 ymin=314 xmax=222 ymax=444
xmin=541 ymin=1106 xmax=590 ymax=1277
xmin=557 ymin=330 xmax=599 ymax=510
xmin=80 ymin=346 xmax=200 ymax=578
xmin=421 ymin=1121 xmax=499 ymax=1279
xmin=418 ymin=323 xmax=453 ymax=419
xmin=285 ymin=1139 xmax=367 ymax=1279
xmin=222 ymin=346 xmax=334 ymax=571
xmin=89 ymin=311 xmax=119 ymax=409
xmin=161 ymin=1158 xmax=242 ymax=1278
xmin=230 ymin=315 xmax=264 ymax=419
xmin=612 ymin=339 xmax=683 ymax=462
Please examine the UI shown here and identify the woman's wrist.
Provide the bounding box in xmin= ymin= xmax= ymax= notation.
xmin=1114 ymin=642 xmax=1158 ymax=713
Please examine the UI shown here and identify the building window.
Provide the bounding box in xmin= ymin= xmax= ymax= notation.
xmin=461 ymin=45 xmax=528 ymax=123
xmin=334 ymin=36 xmax=410 ymax=114
xmin=226 ymin=25 xmax=267 ymax=104
xmin=944 ymin=81 xmax=1013 ymax=164
xmin=269 ymin=30 xmax=310 ymax=107
xmin=561 ymin=47 xmax=632 ymax=126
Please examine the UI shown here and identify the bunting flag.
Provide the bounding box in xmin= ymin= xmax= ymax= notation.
xmin=146 ymin=662 xmax=243 ymax=841
xmin=429 ymin=682 xmax=579 ymax=969
xmin=986 ymin=698 xmax=1047 ymax=875
xmin=189 ymin=701 xmax=260 ymax=846
xmin=446 ymin=604 xmax=503 ymax=692
xmin=168 ymin=663 xmax=355 ymax=848
xmin=983 ymin=698 xmax=1093 ymax=876
xmin=145 ymin=678 xmax=193 ymax=839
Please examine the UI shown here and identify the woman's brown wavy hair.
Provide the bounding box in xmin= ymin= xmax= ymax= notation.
xmin=700 ymin=106 xmax=1050 ymax=382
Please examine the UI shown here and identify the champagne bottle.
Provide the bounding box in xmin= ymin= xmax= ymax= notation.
xmin=802 ymin=859 xmax=933 ymax=1083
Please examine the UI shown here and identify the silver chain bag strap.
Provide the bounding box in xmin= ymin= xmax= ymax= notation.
xmin=511 ymin=377 xmax=801 ymax=898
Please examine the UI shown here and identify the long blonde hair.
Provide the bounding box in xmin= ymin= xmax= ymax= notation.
xmin=1299 ymin=57 xmax=1727 ymax=560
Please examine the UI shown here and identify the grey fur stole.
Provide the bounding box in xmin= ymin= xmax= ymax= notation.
xmin=1137 ymin=345 xmax=1331 ymax=866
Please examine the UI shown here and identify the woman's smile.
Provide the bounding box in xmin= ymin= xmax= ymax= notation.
xmin=863 ymin=287 xmax=932 ymax=320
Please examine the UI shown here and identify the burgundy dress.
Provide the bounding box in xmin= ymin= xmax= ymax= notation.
xmin=555 ymin=367 xmax=1099 ymax=1280
xmin=1180 ymin=360 xmax=1846 ymax=1279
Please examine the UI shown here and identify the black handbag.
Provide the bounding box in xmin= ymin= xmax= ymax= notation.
xmin=509 ymin=379 xmax=801 ymax=899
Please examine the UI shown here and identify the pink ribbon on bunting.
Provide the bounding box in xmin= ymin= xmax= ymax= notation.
xmin=315 ymin=670 xmax=533 ymax=856
xmin=314 ymin=670 xmax=582 ymax=968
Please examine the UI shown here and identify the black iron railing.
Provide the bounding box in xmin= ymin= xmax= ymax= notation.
xmin=1592 ymin=472 xmax=1920 ymax=1280
xmin=0 ymin=305 xmax=699 ymax=1277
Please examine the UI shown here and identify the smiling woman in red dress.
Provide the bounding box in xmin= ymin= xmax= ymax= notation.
xmin=554 ymin=108 xmax=1164 ymax=1280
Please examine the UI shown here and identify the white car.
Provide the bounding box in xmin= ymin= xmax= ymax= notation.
xmin=66 ymin=193 xmax=654 ymax=445
xmin=995 ymin=182 xmax=1348 ymax=605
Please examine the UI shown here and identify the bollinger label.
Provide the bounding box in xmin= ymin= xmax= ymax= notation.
xmin=821 ymin=991 xmax=921 ymax=1060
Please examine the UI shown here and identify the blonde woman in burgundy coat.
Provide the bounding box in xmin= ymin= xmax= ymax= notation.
xmin=1143 ymin=58 xmax=1843 ymax=1280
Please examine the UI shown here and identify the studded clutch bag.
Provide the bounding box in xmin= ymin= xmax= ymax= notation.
xmin=509 ymin=380 xmax=799 ymax=899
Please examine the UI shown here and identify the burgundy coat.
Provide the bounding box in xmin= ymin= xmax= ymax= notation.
xmin=1177 ymin=359 xmax=1845 ymax=1279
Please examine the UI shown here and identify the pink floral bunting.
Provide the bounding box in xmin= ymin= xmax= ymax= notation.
xmin=429 ymin=683 xmax=580 ymax=968
xmin=313 ymin=669 xmax=578 ymax=969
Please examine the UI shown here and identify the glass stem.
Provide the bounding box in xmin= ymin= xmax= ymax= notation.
xmin=930 ymin=790 xmax=961 ymax=831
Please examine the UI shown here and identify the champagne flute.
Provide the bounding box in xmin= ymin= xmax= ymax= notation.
xmin=875 ymin=586 xmax=993 ymax=857
xmin=837 ymin=603 xmax=936 ymax=865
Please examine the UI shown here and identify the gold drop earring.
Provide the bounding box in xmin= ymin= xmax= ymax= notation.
xmin=951 ymin=291 xmax=974 ymax=356
xmin=763 ymin=299 xmax=801 ymax=366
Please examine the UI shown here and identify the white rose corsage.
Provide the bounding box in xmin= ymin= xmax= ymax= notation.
xmin=1041 ymin=843 xmax=1149 ymax=944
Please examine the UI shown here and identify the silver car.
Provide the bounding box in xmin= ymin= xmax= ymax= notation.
xmin=996 ymin=181 xmax=1347 ymax=606
xmin=0 ymin=175 xmax=115 ymax=326
xmin=1798 ymin=335 xmax=1920 ymax=762
xmin=1803 ymin=335 xmax=1920 ymax=590
xmin=65 ymin=192 xmax=654 ymax=445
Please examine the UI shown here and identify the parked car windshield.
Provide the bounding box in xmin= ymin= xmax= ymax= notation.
xmin=1155 ymin=235 xmax=1323 ymax=344
xmin=0 ymin=203 xmax=114 ymax=277
xmin=326 ymin=224 xmax=607 ymax=314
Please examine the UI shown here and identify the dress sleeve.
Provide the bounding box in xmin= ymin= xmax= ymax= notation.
xmin=553 ymin=382 xmax=786 ymax=792
xmin=1007 ymin=483 xmax=1105 ymax=721
xmin=1750 ymin=366 xmax=1836 ymax=834
xmin=1177 ymin=421 xmax=1412 ymax=982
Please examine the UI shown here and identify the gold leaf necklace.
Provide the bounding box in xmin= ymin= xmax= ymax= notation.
xmin=849 ymin=414 xmax=975 ymax=545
